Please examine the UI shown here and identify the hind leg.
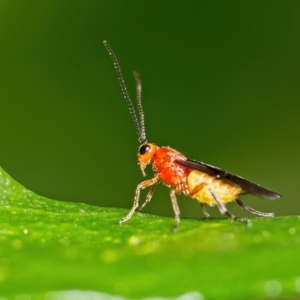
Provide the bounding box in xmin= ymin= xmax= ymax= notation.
xmin=208 ymin=188 xmax=249 ymax=225
xmin=236 ymin=198 xmax=274 ymax=217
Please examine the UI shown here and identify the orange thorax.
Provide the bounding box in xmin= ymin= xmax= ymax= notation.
xmin=152 ymin=147 xmax=189 ymax=186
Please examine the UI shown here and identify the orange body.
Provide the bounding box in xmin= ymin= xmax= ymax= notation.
xmin=139 ymin=143 xmax=242 ymax=206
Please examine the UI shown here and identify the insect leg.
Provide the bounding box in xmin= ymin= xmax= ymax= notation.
xmin=119 ymin=175 xmax=160 ymax=224
xmin=208 ymin=189 xmax=250 ymax=225
xmin=199 ymin=203 xmax=210 ymax=218
xmin=207 ymin=188 xmax=235 ymax=219
xmin=170 ymin=189 xmax=180 ymax=231
xmin=236 ymin=198 xmax=274 ymax=217
xmin=138 ymin=183 xmax=157 ymax=211
xmin=188 ymin=182 xmax=210 ymax=218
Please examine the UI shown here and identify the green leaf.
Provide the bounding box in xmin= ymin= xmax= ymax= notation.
xmin=0 ymin=166 xmax=299 ymax=300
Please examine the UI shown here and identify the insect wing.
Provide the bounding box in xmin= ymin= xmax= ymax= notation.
xmin=176 ymin=159 xmax=281 ymax=200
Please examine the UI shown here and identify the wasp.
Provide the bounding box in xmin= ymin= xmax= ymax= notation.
xmin=103 ymin=40 xmax=281 ymax=229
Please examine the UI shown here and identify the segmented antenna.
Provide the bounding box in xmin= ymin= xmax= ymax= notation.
xmin=133 ymin=71 xmax=146 ymax=144
xmin=103 ymin=40 xmax=147 ymax=144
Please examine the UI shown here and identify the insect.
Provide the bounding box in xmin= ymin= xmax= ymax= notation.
xmin=103 ymin=40 xmax=281 ymax=229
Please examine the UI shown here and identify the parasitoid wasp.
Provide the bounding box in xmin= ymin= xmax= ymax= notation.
xmin=103 ymin=40 xmax=281 ymax=229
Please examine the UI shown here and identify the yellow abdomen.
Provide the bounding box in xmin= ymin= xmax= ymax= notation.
xmin=187 ymin=170 xmax=242 ymax=206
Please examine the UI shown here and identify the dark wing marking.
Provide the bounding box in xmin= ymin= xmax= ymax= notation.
xmin=176 ymin=159 xmax=281 ymax=200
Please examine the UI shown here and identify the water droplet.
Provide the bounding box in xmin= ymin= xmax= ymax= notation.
xmin=178 ymin=291 xmax=204 ymax=300
xmin=289 ymin=228 xmax=296 ymax=235
xmin=222 ymin=233 xmax=235 ymax=240
xmin=128 ymin=236 xmax=140 ymax=246
xmin=45 ymin=290 xmax=126 ymax=300
xmin=262 ymin=231 xmax=269 ymax=237
xmin=295 ymin=277 xmax=300 ymax=293
xmin=60 ymin=237 xmax=70 ymax=246
xmin=45 ymin=290 xmax=204 ymax=300
xmin=23 ymin=229 xmax=29 ymax=235
xmin=152 ymin=240 xmax=160 ymax=248
xmin=101 ymin=250 xmax=118 ymax=263
xmin=264 ymin=280 xmax=281 ymax=297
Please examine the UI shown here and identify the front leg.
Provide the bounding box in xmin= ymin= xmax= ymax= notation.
xmin=119 ymin=174 xmax=160 ymax=224
xmin=138 ymin=183 xmax=157 ymax=211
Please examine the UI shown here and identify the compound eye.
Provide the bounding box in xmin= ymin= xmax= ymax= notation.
xmin=139 ymin=144 xmax=150 ymax=155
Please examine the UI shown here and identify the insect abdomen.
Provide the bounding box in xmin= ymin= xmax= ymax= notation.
xmin=187 ymin=170 xmax=242 ymax=206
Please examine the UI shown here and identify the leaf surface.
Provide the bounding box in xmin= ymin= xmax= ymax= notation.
xmin=0 ymin=167 xmax=299 ymax=299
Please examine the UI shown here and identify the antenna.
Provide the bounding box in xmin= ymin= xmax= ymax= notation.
xmin=133 ymin=71 xmax=146 ymax=144
xmin=103 ymin=40 xmax=147 ymax=144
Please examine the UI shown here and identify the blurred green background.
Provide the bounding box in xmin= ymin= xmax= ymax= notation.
xmin=0 ymin=1 xmax=299 ymax=219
